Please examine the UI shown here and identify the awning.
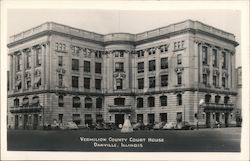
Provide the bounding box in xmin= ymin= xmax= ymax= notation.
xmin=23 ymin=98 xmax=29 ymax=105
xmin=34 ymin=77 xmax=41 ymax=84
xmin=85 ymin=98 xmax=92 ymax=104
xmin=32 ymin=97 xmax=39 ymax=104
xmin=15 ymin=80 xmax=21 ymax=87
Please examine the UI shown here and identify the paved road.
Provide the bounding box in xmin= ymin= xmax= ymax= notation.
xmin=7 ymin=127 xmax=241 ymax=152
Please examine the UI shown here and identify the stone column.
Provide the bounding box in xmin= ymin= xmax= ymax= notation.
xmin=31 ymin=46 xmax=35 ymax=89
xmin=21 ymin=50 xmax=25 ymax=92
xmin=209 ymin=45 xmax=213 ymax=85
xmin=46 ymin=42 xmax=50 ymax=89
xmin=198 ymin=42 xmax=203 ymax=84
xmin=219 ymin=49 xmax=223 ymax=87
xmin=227 ymin=51 xmax=231 ymax=88
xmin=41 ymin=43 xmax=46 ymax=89
xmin=9 ymin=54 xmax=13 ymax=91
xmin=12 ymin=53 xmax=16 ymax=91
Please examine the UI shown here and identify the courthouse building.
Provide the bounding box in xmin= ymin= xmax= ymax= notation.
xmin=7 ymin=20 xmax=239 ymax=129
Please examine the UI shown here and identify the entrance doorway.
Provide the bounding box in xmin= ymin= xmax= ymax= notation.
xmin=206 ymin=112 xmax=211 ymax=128
xmin=215 ymin=113 xmax=220 ymax=122
xmin=33 ymin=114 xmax=39 ymax=130
xmin=115 ymin=114 xmax=124 ymax=127
xmin=148 ymin=114 xmax=155 ymax=124
xmin=14 ymin=115 xmax=19 ymax=129
xmin=23 ymin=114 xmax=28 ymax=129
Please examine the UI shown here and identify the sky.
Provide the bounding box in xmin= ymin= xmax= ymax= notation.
xmin=7 ymin=9 xmax=241 ymax=66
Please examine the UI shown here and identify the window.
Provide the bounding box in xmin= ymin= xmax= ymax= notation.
xmin=177 ymin=94 xmax=182 ymax=105
xmin=177 ymin=54 xmax=182 ymax=65
xmin=160 ymin=113 xmax=168 ymax=122
xmin=26 ymin=52 xmax=31 ymax=69
xmin=114 ymin=98 xmax=125 ymax=106
xmin=148 ymin=96 xmax=155 ymax=107
xmin=149 ymin=60 xmax=155 ymax=71
xmin=72 ymin=76 xmax=79 ymax=88
xmin=58 ymin=56 xmax=63 ymax=66
xmin=205 ymin=94 xmax=211 ymax=103
xmin=149 ymin=77 xmax=155 ymax=88
xmin=222 ymin=77 xmax=227 ymax=88
xmin=222 ymin=52 xmax=227 ymax=69
xmin=203 ymin=74 xmax=208 ymax=85
xmin=212 ymin=49 xmax=218 ymax=67
xmin=84 ymin=61 xmax=91 ymax=72
xmin=137 ymin=50 xmax=144 ymax=57
xmin=160 ymin=96 xmax=167 ymax=106
xmin=137 ymin=62 xmax=144 ymax=73
xmin=26 ymin=80 xmax=31 ymax=89
xmin=58 ymin=74 xmax=63 ymax=87
xmin=32 ymin=96 xmax=39 ymax=105
xmin=177 ymin=73 xmax=182 ymax=85
xmin=116 ymin=79 xmax=123 ymax=89
xmin=84 ymin=77 xmax=91 ymax=89
xmin=85 ymin=114 xmax=92 ymax=125
xmin=161 ymin=57 xmax=168 ymax=69
xmin=95 ymin=62 xmax=102 ymax=74
xmin=96 ymin=114 xmax=103 ymax=123
xmin=72 ymin=59 xmax=79 ymax=71
xmin=213 ymin=75 xmax=218 ymax=87
xmin=23 ymin=97 xmax=29 ymax=107
xmin=95 ymin=79 xmax=101 ymax=90
xmin=73 ymin=96 xmax=81 ymax=108
xmin=177 ymin=112 xmax=182 ymax=122
xmin=137 ymin=114 xmax=143 ymax=122
xmin=56 ymin=43 xmax=66 ymax=52
xmin=73 ymin=114 xmax=81 ymax=125
xmin=96 ymin=97 xmax=102 ymax=108
xmin=58 ymin=95 xmax=64 ymax=107
xmin=17 ymin=54 xmax=22 ymax=71
xmin=137 ymin=97 xmax=143 ymax=108
xmin=35 ymin=47 xmax=42 ymax=66
xmin=14 ymin=98 xmax=19 ymax=107
xmin=58 ymin=114 xmax=63 ymax=123
xmin=161 ymin=75 xmax=168 ymax=87
xmin=215 ymin=95 xmax=221 ymax=104
xmin=115 ymin=62 xmax=124 ymax=72
xmin=148 ymin=113 xmax=155 ymax=124
xmin=138 ymin=78 xmax=144 ymax=89
xmin=85 ymin=97 xmax=92 ymax=108
xmin=202 ymin=46 xmax=208 ymax=65
xmin=224 ymin=96 xmax=230 ymax=104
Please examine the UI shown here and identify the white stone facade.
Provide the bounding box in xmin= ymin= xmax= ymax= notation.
xmin=7 ymin=20 xmax=239 ymax=129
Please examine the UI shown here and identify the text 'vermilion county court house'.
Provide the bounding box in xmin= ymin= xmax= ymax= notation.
xmin=7 ymin=20 xmax=240 ymax=130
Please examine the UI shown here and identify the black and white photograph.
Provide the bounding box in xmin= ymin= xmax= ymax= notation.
xmin=0 ymin=0 xmax=249 ymax=160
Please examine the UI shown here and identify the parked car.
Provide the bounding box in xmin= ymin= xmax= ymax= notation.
xmin=163 ymin=122 xmax=176 ymax=130
xmin=62 ymin=122 xmax=78 ymax=130
xmin=153 ymin=121 xmax=166 ymax=130
xmin=133 ymin=122 xmax=145 ymax=130
xmin=175 ymin=121 xmax=194 ymax=130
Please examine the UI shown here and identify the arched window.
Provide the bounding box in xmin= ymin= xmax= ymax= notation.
xmin=96 ymin=97 xmax=103 ymax=108
xmin=224 ymin=96 xmax=230 ymax=104
xmin=215 ymin=95 xmax=221 ymax=104
xmin=32 ymin=96 xmax=39 ymax=105
xmin=23 ymin=97 xmax=29 ymax=107
xmin=14 ymin=98 xmax=19 ymax=107
xmin=73 ymin=96 xmax=81 ymax=108
xmin=148 ymin=96 xmax=155 ymax=107
xmin=85 ymin=97 xmax=92 ymax=108
xmin=137 ymin=97 xmax=143 ymax=108
xmin=177 ymin=94 xmax=182 ymax=105
xmin=160 ymin=95 xmax=167 ymax=106
xmin=205 ymin=94 xmax=211 ymax=103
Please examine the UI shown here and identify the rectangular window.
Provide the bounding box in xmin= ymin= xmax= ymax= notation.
xmin=58 ymin=96 xmax=64 ymax=107
xmin=115 ymin=62 xmax=124 ymax=72
xmin=26 ymin=80 xmax=31 ymax=89
xmin=149 ymin=60 xmax=155 ymax=71
xmin=161 ymin=57 xmax=168 ymax=69
xmin=17 ymin=54 xmax=22 ymax=71
xmin=177 ymin=54 xmax=182 ymax=65
xmin=35 ymin=48 xmax=42 ymax=66
xmin=84 ymin=77 xmax=91 ymax=89
xmin=160 ymin=113 xmax=168 ymax=122
xmin=137 ymin=62 xmax=144 ymax=73
xmin=222 ymin=52 xmax=227 ymax=69
xmin=114 ymin=98 xmax=125 ymax=106
xmin=149 ymin=77 xmax=155 ymax=88
xmin=203 ymin=74 xmax=208 ymax=85
xmin=161 ymin=75 xmax=168 ymax=87
xmin=58 ymin=74 xmax=63 ymax=87
xmin=95 ymin=79 xmax=101 ymax=90
xmin=84 ymin=61 xmax=91 ymax=72
xmin=177 ymin=73 xmax=182 ymax=85
xmin=58 ymin=114 xmax=63 ymax=123
xmin=116 ymin=79 xmax=123 ymax=89
xmin=72 ymin=76 xmax=79 ymax=88
xmin=26 ymin=52 xmax=31 ymax=69
xmin=72 ymin=59 xmax=79 ymax=71
xmin=177 ymin=112 xmax=182 ymax=122
xmin=95 ymin=62 xmax=102 ymax=74
xmin=138 ymin=78 xmax=144 ymax=89
xmin=58 ymin=56 xmax=63 ymax=67
xmin=222 ymin=77 xmax=226 ymax=88
xmin=202 ymin=46 xmax=208 ymax=65
xmin=212 ymin=49 xmax=218 ymax=67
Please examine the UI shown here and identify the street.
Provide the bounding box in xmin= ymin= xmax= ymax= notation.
xmin=7 ymin=127 xmax=241 ymax=152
